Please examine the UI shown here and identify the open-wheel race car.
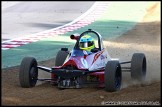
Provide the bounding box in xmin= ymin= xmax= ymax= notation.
xmin=19 ymin=29 xmax=147 ymax=92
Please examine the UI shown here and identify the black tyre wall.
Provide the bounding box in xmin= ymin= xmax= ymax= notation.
xmin=19 ymin=57 xmax=38 ymax=88
xmin=55 ymin=50 xmax=69 ymax=66
xmin=131 ymin=53 xmax=146 ymax=81
xmin=104 ymin=60 xmax=122 ymax=92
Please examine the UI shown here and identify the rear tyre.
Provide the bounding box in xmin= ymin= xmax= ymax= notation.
xmin=131 ymin=53 xmax=146 ymax=81
xmin=55 ymin=50 xmax=69 ymax=66
xmin=51 ymin=50 xmax=69 ymax=85
xmin=104 ymin=60 xmax=122 ymax=92
xmin=19 ymin=57 xmax=38 ymax=88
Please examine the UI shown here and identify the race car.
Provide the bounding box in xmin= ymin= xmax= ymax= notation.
xmin=19 ymin=29 xmax=146 ymax=92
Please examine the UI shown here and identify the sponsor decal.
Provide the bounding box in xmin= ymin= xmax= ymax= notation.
xmin=100 ymin=54 xmax=105 ymax=60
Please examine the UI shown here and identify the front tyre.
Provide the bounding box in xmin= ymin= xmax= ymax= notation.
xmin=19 ymin=57 xmax=38 ymax=88
xmin=104 ymin=60 xmax=122 ymax=92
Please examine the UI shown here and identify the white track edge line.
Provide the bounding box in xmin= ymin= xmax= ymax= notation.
xmin=2 ymin=2 xmax=99 ymax=44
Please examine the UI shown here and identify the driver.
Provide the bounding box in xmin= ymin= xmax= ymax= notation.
xmin=79 ymin=35 xmax=95 ymax=52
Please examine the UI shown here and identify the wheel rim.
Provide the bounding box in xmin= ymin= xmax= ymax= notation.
xmin=115 ymin=66 xmax=121 ymax=89
xmin=30 ymin=66 xmax=38 ymax=86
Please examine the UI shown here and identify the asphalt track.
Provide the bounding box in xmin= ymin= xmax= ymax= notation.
xmin=2 ymin=1 xmax=94 ymax=41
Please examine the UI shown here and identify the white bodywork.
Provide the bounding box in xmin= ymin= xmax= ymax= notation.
xmin=89 ymin=50 xmax=111 ymax=71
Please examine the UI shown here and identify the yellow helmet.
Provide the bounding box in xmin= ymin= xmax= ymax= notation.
xmin=79 ymin=35 xmax=95 ymax=52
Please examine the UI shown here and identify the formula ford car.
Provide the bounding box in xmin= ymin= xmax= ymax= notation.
xmin=19 ymin=29 xmax=146 ymax=92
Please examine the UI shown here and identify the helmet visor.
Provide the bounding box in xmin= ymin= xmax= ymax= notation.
xmin=79 ymin=42 xmax=88 ymax=48
xmin=88 ymin=41 xmax=94 ymax=47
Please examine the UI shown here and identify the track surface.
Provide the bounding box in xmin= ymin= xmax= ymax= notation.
xmin=2 ymin=1 xmax=94 ymax=41
xmin=1 ymin=2 xmax=161 ymax=106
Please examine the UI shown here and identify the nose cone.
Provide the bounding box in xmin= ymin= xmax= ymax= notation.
xmin=63 ymin=57 xmax=88 ymax=70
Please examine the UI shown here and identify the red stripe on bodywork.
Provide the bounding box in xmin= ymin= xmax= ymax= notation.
xmin=92 ymin=50 xmax=104 ymax=65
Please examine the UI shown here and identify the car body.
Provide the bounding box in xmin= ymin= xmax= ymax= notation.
xmin=19 ymin=29 xmax=147 ymax=92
